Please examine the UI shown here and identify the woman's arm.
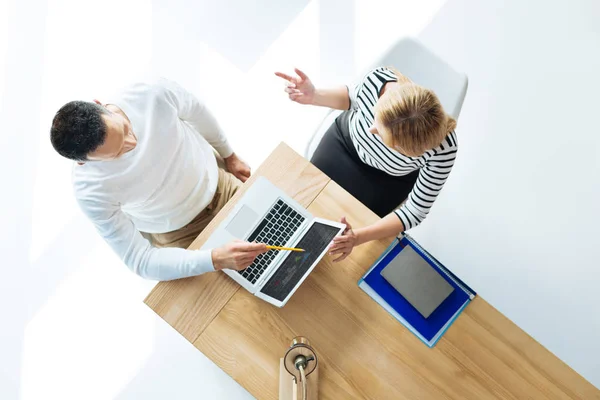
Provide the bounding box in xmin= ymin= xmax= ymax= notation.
xmin=275 ymin=68 xmax=350 ymax=110
xmin=331 ymin=134 xmax=458 ymax=261
xmin=395 ymin=137 xmax=458 ymax=230
xmin=354 ymin=213 xmax=405 ymax=245
xmin=311 ymin=86 xmax=350 ymax=110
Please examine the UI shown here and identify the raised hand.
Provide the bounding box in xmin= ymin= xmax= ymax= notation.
xmin=274 ymin=68 xmax=316 ymax=105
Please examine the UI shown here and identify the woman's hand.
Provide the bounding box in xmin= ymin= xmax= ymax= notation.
xmin=274 ymin=68 xmax=316 ymax=105
xmin=330 ymin=213 xmax=406 ymax=263
xmin=329 ymin=216 xmax=358 ymax=262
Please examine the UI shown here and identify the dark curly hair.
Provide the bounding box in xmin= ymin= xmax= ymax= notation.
xmin=50 ymin=101 xmax=109 ymax=161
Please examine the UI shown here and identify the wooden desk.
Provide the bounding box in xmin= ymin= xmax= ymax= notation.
xmin=145 ymin=143 xmax=598 ymax=400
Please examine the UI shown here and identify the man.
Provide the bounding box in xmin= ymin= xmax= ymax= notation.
xmin=50 ymin=77 xmax=267 ymax=280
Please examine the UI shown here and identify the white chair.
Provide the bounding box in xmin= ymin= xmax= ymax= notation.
xmin=304 ymin=37 xmax=468 ymax=159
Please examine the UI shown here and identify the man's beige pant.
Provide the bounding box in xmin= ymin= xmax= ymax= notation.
xmin=149 ymin=168 xmax=242 ymax=249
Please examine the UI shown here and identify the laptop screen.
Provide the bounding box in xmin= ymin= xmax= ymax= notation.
xmin=259 ymin=222 xmax=340 ymax=302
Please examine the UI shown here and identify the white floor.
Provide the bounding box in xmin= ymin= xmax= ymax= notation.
xmin=1 ymin=0 xmax=599 ymax=399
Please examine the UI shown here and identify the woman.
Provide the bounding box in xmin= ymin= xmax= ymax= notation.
xmin=275 ymin=67 xmax=458 ymax=261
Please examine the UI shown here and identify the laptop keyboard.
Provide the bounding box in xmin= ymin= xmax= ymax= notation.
xmin=240 ymin=199 xmax=305 ymax=284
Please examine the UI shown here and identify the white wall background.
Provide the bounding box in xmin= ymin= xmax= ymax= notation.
xmin=0 ymin=0 xmax=598 ymax=399
xmin=412 ymin=0 xmax=600 ymax=388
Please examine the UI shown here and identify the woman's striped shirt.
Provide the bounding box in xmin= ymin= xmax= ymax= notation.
xmin=347 ymin=67 xmax=458 ymax=230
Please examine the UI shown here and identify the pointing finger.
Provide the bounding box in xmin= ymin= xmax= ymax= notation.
xmin=240 ymin=242 xmax=267 ymax=252
xmin=275 ymin=71 xmax=294 ymax=82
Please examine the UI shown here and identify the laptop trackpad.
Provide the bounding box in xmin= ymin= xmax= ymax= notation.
xmin=226 ymin=205 xmax=258 ymax=239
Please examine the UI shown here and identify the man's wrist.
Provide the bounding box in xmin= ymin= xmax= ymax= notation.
xmin=211 ymin=248 xmax=223 ymax=271
xmin=217 ymin=142 xmax=235 ymax=159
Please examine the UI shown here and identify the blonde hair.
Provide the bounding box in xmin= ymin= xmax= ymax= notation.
xmin=375 ymin=67 xmax=457 ymax=156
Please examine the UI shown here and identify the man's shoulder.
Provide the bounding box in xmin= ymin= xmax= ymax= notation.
xmin=106 ymin=76 xmax=180 ymax=119
xmin=71 ymin=164 xmax=111 ymax=202
xmin=114 ymin=75 xmax=170 ymax=98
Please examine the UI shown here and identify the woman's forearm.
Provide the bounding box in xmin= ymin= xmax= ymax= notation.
xmin=312 ymin=86 xmax=350 ymax=110
xmin=355 ymin=213 xmax=405 ymax=246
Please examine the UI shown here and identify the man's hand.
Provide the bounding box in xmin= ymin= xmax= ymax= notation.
xmin=224 ymin=153 xmax=251 ymax=182
xmin=329 ymin=216 xmax=358 ymax=262
xmin=211 ymin=240 xmax=268 ymax=271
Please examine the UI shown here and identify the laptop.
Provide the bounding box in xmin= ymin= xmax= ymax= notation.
xmin=201 ymin=177 xmax=346 ymax=307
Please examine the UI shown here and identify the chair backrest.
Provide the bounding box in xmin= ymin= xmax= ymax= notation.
xmin=305 ymin=37 xmax=468 ymax=158
xmin=371 ymin=37 xmax=468 ymax=119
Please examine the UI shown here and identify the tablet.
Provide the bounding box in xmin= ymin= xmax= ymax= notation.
xmin=380 ymin=244 xmax=454 ymax=318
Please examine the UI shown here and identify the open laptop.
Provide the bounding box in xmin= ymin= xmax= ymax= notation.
xmin=201 ymin=177 xmax=346 ymax=307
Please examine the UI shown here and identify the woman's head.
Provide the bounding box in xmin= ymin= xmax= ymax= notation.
xmin=371 ymin=70 xmax=456 ymax=157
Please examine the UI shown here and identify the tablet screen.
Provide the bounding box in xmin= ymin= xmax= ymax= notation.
xmin=260 ymin=222 xmax=339 ymax=301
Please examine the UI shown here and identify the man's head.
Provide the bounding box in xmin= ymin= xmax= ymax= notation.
xmin=50 ymin=100 xmax=136 ymax=162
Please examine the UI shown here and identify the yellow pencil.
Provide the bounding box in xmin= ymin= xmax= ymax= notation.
xmin=266 ymin=245 xmax=305 ymax=252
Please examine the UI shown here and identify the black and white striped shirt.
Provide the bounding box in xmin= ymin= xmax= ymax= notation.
xmin=347 ymin=67 xmax=458 ymax=230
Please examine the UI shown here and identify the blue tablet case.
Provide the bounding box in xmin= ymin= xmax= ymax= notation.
xmin=358 ymin=234 xmax=476 ymax=347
